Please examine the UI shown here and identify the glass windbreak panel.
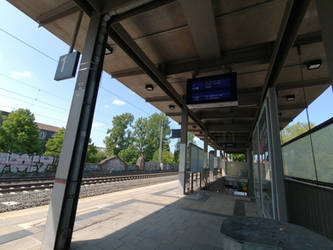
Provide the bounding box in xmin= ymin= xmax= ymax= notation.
xmin=259 ymin=111 xmax=273 ymax=218
xmin=209 ymin=152 xmax=214 ymax=170
xmin=198 ymin=148 xmax=203 ymax=171
xmin=282 ymin=135 xmax=316 ymax=180
xmin=312 ymin=123 xmax=333 ymax=183
xmin=252 ymin=129 xmax=261 ymax=208
xmin=280 ymin=110 xmax=309 ymax=144
xmin=308 ymin=87 xmax=333 ymax=126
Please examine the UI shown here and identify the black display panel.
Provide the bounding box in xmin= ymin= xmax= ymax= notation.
xmin=171 ymin=129 xmax=181 ymax=138
xmin=186 ymin=72 xmax=237 ymax=108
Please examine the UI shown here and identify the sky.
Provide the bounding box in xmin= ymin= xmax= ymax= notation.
xmin=0 ymin=1 xmax=206 ymax=152
xmin=0 ymin=1 xmax=331 ymax=154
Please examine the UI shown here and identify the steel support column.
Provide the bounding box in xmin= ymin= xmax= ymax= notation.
xmin=246 ymin=148 xmax=254 ymax=198
xmin=179 ymin=109 xmax=188 ymax=194
xmin=42 ymin=14 xmax=110 ymax=250
xmin=267 ymin=88 xmax=287 ymax=222
xmin=317 ymin=0 xmax=333 ymax=89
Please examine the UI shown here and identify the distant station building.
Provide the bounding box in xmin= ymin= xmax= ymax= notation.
xmin=36 ymin=123 xmax=60 ymax=152
xmin=0 ymin=110 xmax=60 ymax=152
xmin=99 ymin=156 xmax=127 ymax=172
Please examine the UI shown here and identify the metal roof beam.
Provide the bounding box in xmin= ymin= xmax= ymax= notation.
xmin=277 ymin=78 xmax=330 ymax=90
xmin=37 ymin=0 xmax=176 ymax=26
xmin=165 ymin=42 xmax=272 ymax=75
xmin=250 ymin=0 xmax=311 ymax=138
xmin=165 ymin=112 xmax=182 ymax=117
xmin=72 ymin=0 xmax=96 ymax=16
xmin=207 ymin=124 xmax=251 ymax=133
xmin=109 ymin=23 xmax=213 ymax=141
xmin=179 ymin=0 xmax=220 ymax=60
xmin=216 ymin=137 xmax=249 ymax=143
xmin=144 ymin=78 xmax=329 ymax=104
xmin=225 ymin=148 xmax=247 ymax=153
xmin=37 ymin=1 xmax=80 ymax=26
xmin=108 ymin=0 xmax=176 ymax=24
xmin=260 ymin=0 xmax=311 ymax=90
xmin=279 ymin=104 xmax=306 ymax=110
xmin=146 ymin=96 xmax=172 ymax=102
xmin=202 ymin=117 xmax=255 ymax=122
xmin=110 ymin=31 xmax=320 ymax=78
xmin=196 ymin=110 xmax=255 ymax=119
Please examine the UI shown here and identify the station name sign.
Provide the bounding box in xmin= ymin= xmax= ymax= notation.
xmin=186 ymin=72 xmax=238 ymax=109
xmin=54 ymin=51 xmax=80 ymax=81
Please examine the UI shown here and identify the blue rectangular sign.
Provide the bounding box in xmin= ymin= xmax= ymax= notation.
xmin=186 ymin=72 xmax=237 ymax=106
xmin=54 ymin=52 xmax=80 ymax=81
xmin=171 ymin=129 xmax=181 ymax=138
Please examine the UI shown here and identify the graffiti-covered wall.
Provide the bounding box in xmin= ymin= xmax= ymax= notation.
xmin=0 ymin=152 xmax=56 ymax=174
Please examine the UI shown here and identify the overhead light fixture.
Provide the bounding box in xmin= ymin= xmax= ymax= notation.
xmin=145 ymin=84 xmax=154 ymax=91
xmin=306 ymin=59 xmax=321 ymax=70
xmin=286 ymin=94 xmax=295 ymax=102
xmin=168 ymin=104 xmax=175 ymax=110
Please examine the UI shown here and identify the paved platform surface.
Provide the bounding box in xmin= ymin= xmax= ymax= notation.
xmin=0 ymin=180 xmax=258 ymax=250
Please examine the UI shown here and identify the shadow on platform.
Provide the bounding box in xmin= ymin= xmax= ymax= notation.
xmin=70 ymin=180 xmax=257 ymax=250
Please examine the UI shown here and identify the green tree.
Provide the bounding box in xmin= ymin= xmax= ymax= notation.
xmin=104 ymin=113 xmax=134 ymax=157
xmin=173 ymin=132 xmax=196 ymax=163
xmin=144 ymin=113 xmax=171 ymax=161
xmin=86 ymin=140 xmax=99 ymax=163
xmin=45 ymin=128 xmax=65 ymax=157
xmin=95 ymin=151 xmax=107 ymax=163
xmin=133 ymin=117 xmax=148 ymax=154
xmin=231 ymin=153 xmax=246 ymax=162
xmin=118 ymin=145 xmax=138 ymax=165
xmin=280 ymin=122 xmax=314 ymax=144
xmin=0 ymin=109 xmax=41 ymax=154
xmin=45 ymin=129 xmax=100 ymax=163
xmin=152 ymin=149 xmax=174 ymax=163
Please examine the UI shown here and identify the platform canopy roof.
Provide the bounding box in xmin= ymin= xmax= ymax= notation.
xmin=8 ymin=0 xmax=330 ymax=153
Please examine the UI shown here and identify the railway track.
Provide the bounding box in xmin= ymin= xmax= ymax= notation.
xmin=0 ymin=172 xmax=177 ymax=194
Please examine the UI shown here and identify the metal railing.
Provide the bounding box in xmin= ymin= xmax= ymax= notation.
xmin=285 ymin=177 xmax=333 ymax=240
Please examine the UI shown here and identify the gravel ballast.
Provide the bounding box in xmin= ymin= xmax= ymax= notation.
xmin=0 ymin=174 xmax=177 ymax=213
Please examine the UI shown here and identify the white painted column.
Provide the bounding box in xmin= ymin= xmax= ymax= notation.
xmin=179 ymin=109 xmax=188 ymax=194
xmin=203 ymin=134 xmax=208 ymax=169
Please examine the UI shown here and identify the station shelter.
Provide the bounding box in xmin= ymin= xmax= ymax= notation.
xmin=7 ymin=0 xmax=333 ymax=249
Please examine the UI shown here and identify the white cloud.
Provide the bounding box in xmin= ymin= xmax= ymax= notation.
xmin=10 ymin=71 xmax=32 ymax=78
xmin=112 ymin=99 xmax=125 ymax=105
xmin=92 ymin=121 xmax=105 ymax=128
xmin=104 ymin=104 xmax=110 ymax=109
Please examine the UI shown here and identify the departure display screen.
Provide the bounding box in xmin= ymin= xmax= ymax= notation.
xmin=186 ymin=72 xmax=237 ymax=106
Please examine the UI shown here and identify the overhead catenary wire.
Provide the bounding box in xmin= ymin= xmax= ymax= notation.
xmin=0 ymin=72 xmax=68 ymax=102
xmin=0 ymin=86 xmax=67 ymax=111
xmin=0 ymin=26 xmax=58 ymax=63
xmin=0 ymin=26 xmax=156 ymax=134
xmin=0 ymin=103 xmax=106 ymax=135
xmin=0 ymin=92 xmax=67 ymax=115
xmin=100 ymin=86 xmax=151 ymax=116
xmin=0 ymin=25 xmax=156 ymax=118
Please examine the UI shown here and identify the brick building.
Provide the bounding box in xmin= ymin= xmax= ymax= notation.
xmin=0 ymin=110 xmax=60 ymax=152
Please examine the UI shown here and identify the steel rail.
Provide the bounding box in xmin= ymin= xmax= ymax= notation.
xmin=0 ymin=172 xmax=177 ymax=194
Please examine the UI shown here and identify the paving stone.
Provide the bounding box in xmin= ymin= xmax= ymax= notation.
xmin=0 ymin=179 xmax=259 ymax=249
xmin=96 ymin=238 xmax=123 ymax=249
